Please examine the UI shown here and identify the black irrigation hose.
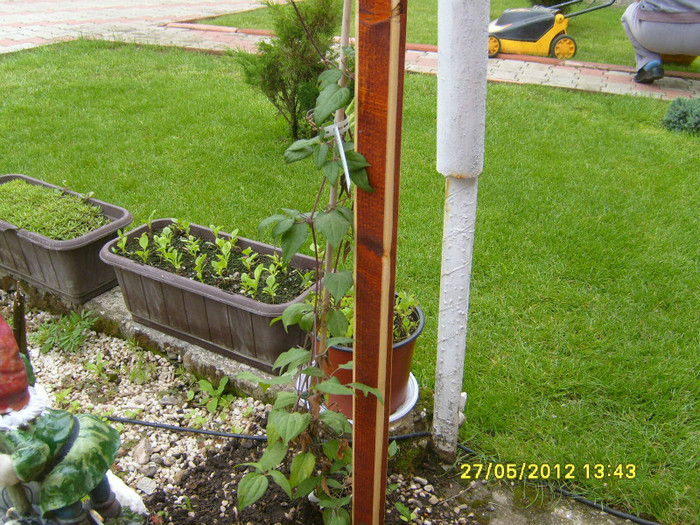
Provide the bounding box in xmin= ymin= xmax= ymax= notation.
xmin=456 ymin=443 xmax=662 ymax=525
xmin=106 ymin=416 xmax=267 ymax=441
xmin=111 ymin=417 xmax=661 ymax=525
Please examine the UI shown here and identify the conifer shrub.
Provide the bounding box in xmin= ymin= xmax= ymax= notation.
xmin=662 ymin=98 xmax=700 ymax=135
xmin=235 ymin=0 xmax=341 ymax=140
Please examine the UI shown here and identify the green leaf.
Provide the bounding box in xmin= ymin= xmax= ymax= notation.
xmin=300 ymin=366 xmax=325 ymax=377
xmin=322 ymin=439 xmax=342 ymax=461
xmin=350 ymin=167 xmax=373 ymax=193
xmin=336 ymin=206 xmax=353 ymax=225
xmin=273 ymin=346 xmax=311 ymax=372
xmin=273 ymin=391 xmax=298 ymax=410
xmin=268 ymin=410 xmax=311 ymax=445
xmin=323 ymin=160 xmax=340 ymax=186
xmin=299 ymin=311 xmax=315 ymax=332
xmin=313 ymin=142 xmax=330 ymax=169
xmin=318 ymin=68 xmax=343 ymax=89
xmin=315 ymin=84 xmax=352 ymax=125
xmin=258 ymin=440 xmax=287 ymax=472
xmin=289 ymin=452 xmax=315 ymax=488
xmin=335 ymin=359 xmax=354 ymax=369
xmin=319 ymin=494 xmax=353 ymax=510
xmin=280 ymin=222 xmax=308 ymax=265
xmin=348 ymin=382 xmax=384 ymax=404
xmin=268 ymin=470 xmax=292 ymax=499
xmin=314 ymin=210 xmax=351 ymax=249
xmin=320 ymin=409 xmax=352 ymax=435
xmin=237 ymin=472 xmax=268 ymax=510
xmin=258 ymin=213 xmax=288 ymax=236
xmin=283 ymin=137 xmax=319 ymax=163
xmin=271 ymin=217 xmax=295 ymax=239
xmin=281 ymin=303 xmax=314 ymax=331
xmin=326 ymin=309 xmax=350 ymax=338
xmin=315 ymin=376 xmax=353 ymax=396
xmin=324 ymin=270 xmax=353 ymax=302
xmin=388 ymin=440 xmax=398 ymax=458
xmin=345 ymin=150 xmax=371 ymax=171
xmin=295 ymin=475 xmax=318 ymax=498
xmin=324 ymin=508 xmax=351 ymax=525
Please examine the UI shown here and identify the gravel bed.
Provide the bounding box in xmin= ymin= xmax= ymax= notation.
xmin=0 ymin=291 xmax=485 ymax=524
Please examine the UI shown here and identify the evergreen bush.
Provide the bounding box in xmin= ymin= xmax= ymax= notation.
xmin=235 ymin=0 xmax=341 ymax=140
xmin=662 ymin=97 xmax=700 ymax=135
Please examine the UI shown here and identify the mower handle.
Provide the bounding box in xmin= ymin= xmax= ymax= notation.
xmin=565 ymin=0 xmax=616 ymax=18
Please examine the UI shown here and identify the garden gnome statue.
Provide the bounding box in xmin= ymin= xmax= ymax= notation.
xmin=0 ymin=315 xmax=122 ymax=525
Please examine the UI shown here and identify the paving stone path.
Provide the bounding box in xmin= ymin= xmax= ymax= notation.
xmin=1 ymin=0 xmax=698 ymax=99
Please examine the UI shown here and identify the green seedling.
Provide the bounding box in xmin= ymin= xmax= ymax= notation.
xmin=115 ymin=229 xmax=128 ymax=254
xmin=198 ymin=376 xmax=233 ymax=413
xmin=262 ymin=273 xmax=279 ymax=300
xmin=240 ymin=264 xmax=264 ymax=297
xmin=32 ymin=310 xmax=95 ymax=354
xmin=84 ymin=349 xmax=108 ymax=380
xmin=163 ymin=248 xmax=184 ymax=272
xmin=194 ymin=254 xmax=207 ymax=282
xmin=240 ymin=247 xmax=258 ymax=272
xmin=394 ymin=502 xmax=418 ymax=522
xmin=135 ymin=232 xmax=150 ymax=263
xmin=172 ymin=218 xmax=191 ymax=236
xmin=184 ymin=235 xmax=201 ymax=257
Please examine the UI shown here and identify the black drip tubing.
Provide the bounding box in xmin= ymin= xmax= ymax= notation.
xmin=110 ymin=417 xmax=662 ymax=525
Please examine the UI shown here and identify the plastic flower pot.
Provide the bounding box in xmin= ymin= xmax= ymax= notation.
xmin=321 ymin=304 xmax=424 ymax=418
xmin=0 ymin=174 xmax=133 ymax=304
xmin=99 ymin=219 xmax=316 ymax=373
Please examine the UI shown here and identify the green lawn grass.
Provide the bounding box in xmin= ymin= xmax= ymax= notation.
xmin=203 ymin=0 xmax=700 ymax=73
xmin=1 ymin=40 xmax=698 ymax=525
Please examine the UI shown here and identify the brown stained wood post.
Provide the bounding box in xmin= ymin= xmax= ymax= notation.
xmin=353 ymin=0 xmax=408 ymax=522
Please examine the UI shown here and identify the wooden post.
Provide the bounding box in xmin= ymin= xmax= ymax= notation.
xmin=353 ymin=0 xmax=408 ymax=522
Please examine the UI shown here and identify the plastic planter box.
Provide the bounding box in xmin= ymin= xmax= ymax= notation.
xmin=100 ymin=219 xmax=315 ymax=373
xmin=0 ymin=174 xmax=133 ymax=304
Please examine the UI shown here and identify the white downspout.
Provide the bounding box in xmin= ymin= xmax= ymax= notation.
xmin=432 ymin=0 xmax=490 ymax=461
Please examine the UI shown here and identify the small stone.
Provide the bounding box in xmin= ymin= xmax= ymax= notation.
xmin=140 ymin=463 xmax=158 ymax=477
xmin=133 ymin=439 xmax=152 ymax=465
xmin=424 ymin=484 xmax=434 ymax=493
xmin=136 ymin=477 xmax=157 ymax=496
xmin=428 ymin=495 xmax=439 ymax=505
xmin=414 ymin=476 xmax=428 ymax=486
xmin=458 ymin=519 xmax=468 ymax=525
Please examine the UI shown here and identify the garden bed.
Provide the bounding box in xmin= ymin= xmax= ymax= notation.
xmin=1 ymin=293 xmax=489 ymax=525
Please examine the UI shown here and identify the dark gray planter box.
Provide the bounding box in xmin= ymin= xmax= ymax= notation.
xmin=99 ymin=219 xmax=315 ymax=373
xmin=0 ymin=174 xmax=133 ymax=304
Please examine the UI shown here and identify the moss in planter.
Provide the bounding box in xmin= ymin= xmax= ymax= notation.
xmin=0 ymin=179 xmax=110 ymax=240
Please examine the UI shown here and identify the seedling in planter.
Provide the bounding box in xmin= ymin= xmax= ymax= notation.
xmin=240 ymin=247 xmax=259 ymax=272
xmin=153 ymin=226 xmax=174 ymax=258
xmin=162 ymin=248 xmax=184 ymax=273
xmin=135 ymin=232 xmax=150 ymax=263
xmin=194 ymin=254 xmax=207 ymax=282
xmin=115 ymin=229 xmax=129 ymax=254
xmin=183 ymin=234 xmax=201 ymax=257
xmin=211 ymin=237 xmax=233 ymax=278
xmin=240 ymin=264 xmax=264 ymax=297
xmin=172 ymin=218 xmax=191 ymax=236
xmin=262 ymin=273 xmax=279 ymax=300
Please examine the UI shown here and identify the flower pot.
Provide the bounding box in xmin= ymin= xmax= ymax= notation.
xmin=0 ymin=174 xmax=133 ymax=304
xmin=321 ymin=305 xmax=424 ymax=418
xmin=99 ymin=219 xmax=316 ymax=374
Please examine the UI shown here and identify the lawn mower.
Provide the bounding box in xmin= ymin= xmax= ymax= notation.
xmin=488 ymin=0 xmax=615 ymax=59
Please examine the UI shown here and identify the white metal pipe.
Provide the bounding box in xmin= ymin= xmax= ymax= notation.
xmin=433 ymin=0 xmax=490 ymax=460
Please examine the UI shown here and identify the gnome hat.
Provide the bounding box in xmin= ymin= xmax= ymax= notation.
xmin=0 ymin=315 xmax=29 ymax=414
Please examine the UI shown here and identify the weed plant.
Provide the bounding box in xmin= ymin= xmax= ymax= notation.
xmin=1 ymin=40 xmax=698 ymax=525
xmin=31 ymin=310 xmax=96 ymax=354
xmin=0 ymin=179 xmax=110 ymax=240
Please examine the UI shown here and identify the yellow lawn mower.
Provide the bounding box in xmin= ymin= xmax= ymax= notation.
xmin=488 ymin=0 xmax=615 ymax=59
